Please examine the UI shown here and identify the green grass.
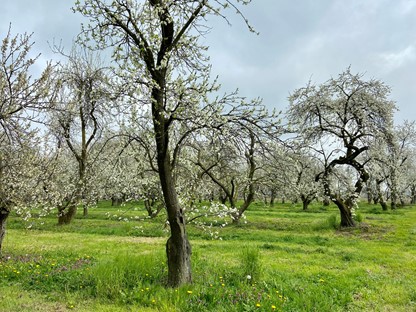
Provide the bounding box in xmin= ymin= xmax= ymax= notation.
xmin=1 ymin=201 xmax=415 ymax=311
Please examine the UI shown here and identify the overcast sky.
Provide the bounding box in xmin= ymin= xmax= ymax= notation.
xmin=2 ymin=0 xmax=415 ymax=123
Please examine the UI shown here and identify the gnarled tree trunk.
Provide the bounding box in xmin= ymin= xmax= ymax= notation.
xmin=334 ymin=198 xmax=355 ymax=227
xmin=156 ymin=141 xmax=192 ymax=286
xmin=58 ymin=203 xmax=77 ymax=225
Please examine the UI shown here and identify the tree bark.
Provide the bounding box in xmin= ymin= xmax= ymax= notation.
xmin=157 ymin=149 xmax=192 ymax=286
xmin=333 ymin=199 xmax=355 ymax=227
xmin=0 ymin=207 xmax=10 ymax=255
xmin=301 ymin=195 xmax=312 ymax=211
xmin=411 ymin=186 xmax=416 ymax=205
xmin=58 ymin=203 xmax=77 ymax=225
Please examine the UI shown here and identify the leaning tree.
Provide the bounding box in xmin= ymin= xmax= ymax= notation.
xmin=287 ymin=68 xmax=397 ymax=227
xmin=74 ymin=0 xmax=263 ymax=286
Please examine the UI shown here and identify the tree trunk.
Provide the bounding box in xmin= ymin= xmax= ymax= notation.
xmin=411 ymin=186 xmax=416 ymax=205
xmin=269 ymin=189 xmax=275 ymax=207
xmin=111 ymin=196 xmax=124 ymax=206
xmin=152 ymin=81 xmax=192 ymax=287
xmin=376 ymin=180 xmax=388 ymax=211
xmin=333 ymin=199 xmax=355 ymax=227
xmin=0 ymin=207 xmax=10 ymax=255
xmin=366 ymin=187 xmax=373 ymax=204
xmin=323 ymin=197 xmax=330 ymax=206
xmin=301 ymin=196 xmax=312 ymax=211
xmin=380 ymin=200 xmax=388 ymax=211
xmin=58 ymin=203 xmax=77 ymax=225
xmin=219 ymin=192 xmax=227 ymax=205
xmin=144 ymin=199 xmax=163 ymax=218
xmin=83 ymin=205 xmax=88 ymax=217
xmin=159 ymin=159 xmax=192 ymax=286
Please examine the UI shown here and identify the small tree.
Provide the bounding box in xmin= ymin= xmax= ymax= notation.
xmin=288 ymin=68 xmax=397 ymax=227
xmin=50 ymin=46 xmax=113 ymax=223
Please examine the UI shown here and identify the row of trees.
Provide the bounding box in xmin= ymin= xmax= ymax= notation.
xmin=2 ymin=0 xmax=415 ymax=287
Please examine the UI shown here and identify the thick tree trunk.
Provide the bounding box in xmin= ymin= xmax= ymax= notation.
xmin=302 ymin=197 xmax=312 ymax=211
xmin=333 ymin=199 xmax=355 ymax=227
xmin=166 ymin=224 xmax=192 ymax=286
xmin=58 ymin=203 xmax=77 ymax=225
xmin=0 ymin=207 xmax=10 ymax=255
xmin=158 ymin=160 xmax=192 ymax=286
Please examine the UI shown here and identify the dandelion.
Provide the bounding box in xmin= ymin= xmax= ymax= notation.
xmin=221 ymin=283 xmax=225 ymax=287
xmin=256 ymin=303 xmax=261 ymax=307
xmin=272 ymin=305 xmax=276 ymax=310
xmin=246 ymin=275 xmax=252 ymax=280
xmin=187 ymin=290 xmax=192 ymax=294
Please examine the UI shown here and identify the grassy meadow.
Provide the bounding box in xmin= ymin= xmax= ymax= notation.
xmin=1 ymin=201 xmax=415 ymax=311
